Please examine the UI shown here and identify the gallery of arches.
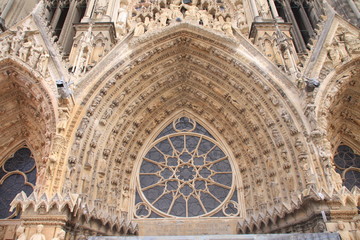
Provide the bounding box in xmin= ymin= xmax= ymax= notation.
xmin=0 ymin=0 xmax=359 ymax=239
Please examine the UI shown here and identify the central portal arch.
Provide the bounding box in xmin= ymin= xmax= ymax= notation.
xmin=65 ymin=26 xmax=315 ymax=234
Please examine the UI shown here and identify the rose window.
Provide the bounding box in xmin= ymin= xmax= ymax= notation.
xmin=135 ymin=117 xmax=240 ymax=218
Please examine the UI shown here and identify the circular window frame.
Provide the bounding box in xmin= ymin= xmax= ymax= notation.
xmin=135 ymin=117 xmax=237 ymax=218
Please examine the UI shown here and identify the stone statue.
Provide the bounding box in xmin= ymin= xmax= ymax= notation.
xmin=170 ymin=3 xmax=182 ymax=20
xmin=222 ymin=17 xmax=233 ymax=36
xmin=29 ymin=44 xmax=43 ymax=67
xmin=184 ymin=4 xmax=199 ymax=22
xmin=0 ymin=38 xmax=10 ymax=57
xmin=331 ymin=167 xmax=343 ymax=190
xmin=37 ymin=51 xmax=49 ymax=75
xmin=146 ymin=18 xmax=157 ymax=32
xmin=51 ymin=229 xmax=65 ymax=240
xmin=73 ymin=53 xmax=87 ymax=76
xmin=11 ymin=28 xmax=26 ymax=54
xmin=159 ymin=8 xmax=171 ymax=26
xmin=337 ymin=222 xmax=354 ymax=240
xmin=18 ymin=41 xmax=32 ymax=62
xmin=134 ymin=18 xmax=145 ymax=37
xmin=16 ymin=225 xmax=26 ymax=240
xmin=235 ymin=5 xmax=247 ymax=32
xmin=121 ymin=187 xmax=130 ymax=211
xmin=30 ymin=225 xmax=46 ymax=240
xmin=354 ymin=222 xmax=360 ymax=240
xmin=198 ymin=10 xmax=210 ymax=27
xmin=94 ymin=0 xmax=108 ymax=19
xmin=117 ymin=6 xmax=128 ymax=24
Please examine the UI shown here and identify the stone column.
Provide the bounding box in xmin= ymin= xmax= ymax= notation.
xmin=298 ymin=4 xmax=315 ymax=36
xmin=106 ymin=0 xmax=117 ymax=21
xmin=58 ymin=0 xmax=79 ymax=52
xmin=0 ymin=0 xmax=14 ymax=19
xmin=50 ymin=5 xmax=62 ymax=30
xmin=83 ymin=0 xmax=96 ymax=22
xmin=268 ymin=0 xmax=283 ymax=22
xmin=282 ymin=1 xmax=307 ymax=53
xmin=347 ymin=0 xmax=360 ymax=18
xmin=249 ymin=0 xmax=261 ymax=21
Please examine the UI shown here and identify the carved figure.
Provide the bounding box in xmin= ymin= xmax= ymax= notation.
xmin=37 ymin=51 xmax=49 ymax=75
xmin=146 ymin=18 xmax=157 ymax=32
xmin=355 ymin=222 xmax=360 ymax=240
xmin=98 ymin=158 xmax=107 ymax=174
xmin=235 ymin=5 xmax=247 ymax=32
xmin=170 ymin=3 xmax=182 ymax=20
xmin=121 ymin=187 xmax=130 ymax=211
xmin=327 ymin=44 xmax=341 ymax=65
xmin=52 ymin=229 xmax=65 ymax=240
xmin=302 ymin=163 xmax=316 ymax=189
xmin=331 ymin=167 xmax=343 ymax=190
xmin=30 ymin=225 xmax=46 ymax=240
xmin=117 ymin=6 xmax=128 ymax=24
xmin=29 ymin=44 xmax=43 ymax=67
xmin=199 ymin=10 xmax=209 ymax=27
xmin=184 ymin=4 xmax=199 ymax=22
xmin=76 ymin=117 xmax=89 ymax=138
xmin=12 ymin=28 xmax=26 ymax=54
xmin=134 ymin=18 xmax=145 ymax=37
xmin=223 ymin=18 xmax=232 ymax=36
xmin=19 ymin=41 xmax=32 ymax=62
xmin=0 ymin=38 xmax=10 ymax=57
xmin=74 ymin=53 xmax=87 ymax=76
xmin=213 ymin=16 xmax=224 ymax=32
xmin=16 ymin=225 xmax=26 ymax=240
xmin=337 ymin=222 xmax=354 ymax=240
xmin=94 ymin=0 xmax=108 ymax=19
xmin=159 ymin=8 xmax=171 ymax=26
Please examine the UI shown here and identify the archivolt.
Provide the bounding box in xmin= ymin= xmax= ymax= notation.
xmin=316 ymin=57 xmax=360 ymax=154
xmin=0 ymin=58 xmax=57 ymax=163
xmin=65 ymin=27 xmax=316 ymax=221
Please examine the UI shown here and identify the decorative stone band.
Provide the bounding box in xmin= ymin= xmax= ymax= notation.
xmin=237 ymin=186 xmax=360 ymax=233
xmin=10 ymin=191 xmax=79 ymax=213
xmin=10 ymin=191 xmax=138 ymax=234
xmin=88 ymin=233 xmax=340 ymax=240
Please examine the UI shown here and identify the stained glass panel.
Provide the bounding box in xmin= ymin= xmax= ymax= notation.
xmin=0 ymin=148 xmax=36 ymax=219
xmin=137 ymin=117 xmax=236 ymax=218
xmin=334 ymin=145 xmax=360 ymax=190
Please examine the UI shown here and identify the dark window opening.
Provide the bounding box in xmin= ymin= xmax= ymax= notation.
xmin=302 ymin=1 xmax=317 ymax=29
xmin=0 ymin=148 xmax=37 ymax=219
xmin=275 ymin=0 xmax=287 ymax=22
xmin=77 ymin=3 xmax=87 ymax=22
xmin=291 ymin=2 xmax=310 ymax=45
xmin=334 ymin=145 xmax=360 ymax=190
xmin=54 ymin=4 xmax=70 ymax=41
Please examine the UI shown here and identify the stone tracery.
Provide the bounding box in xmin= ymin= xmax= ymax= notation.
xmin=62 ymin=28 xmax=318 ymax=232
xmin=0 ymin=0 xmax=360 ymax=237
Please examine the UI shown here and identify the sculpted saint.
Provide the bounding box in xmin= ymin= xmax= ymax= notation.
xmin=30 ymin=225 xmax=46 ymax=240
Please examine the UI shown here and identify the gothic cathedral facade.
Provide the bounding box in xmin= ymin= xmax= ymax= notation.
xmin=0 ymin=0 xmax=359 ymax=239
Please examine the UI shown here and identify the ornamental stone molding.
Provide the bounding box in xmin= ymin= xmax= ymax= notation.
xmin=0 ymin=0 xmax=360 ymax=239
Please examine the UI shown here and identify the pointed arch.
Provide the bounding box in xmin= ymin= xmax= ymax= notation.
xmin=316 ymin=57 xmax=360 ymax=154
xmin=0 ymin=58 xmax=57 ymax=196
xmin=63 ymin=26 xmax=321 ymax=232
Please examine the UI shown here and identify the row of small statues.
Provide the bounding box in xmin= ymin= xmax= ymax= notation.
xmin=0 ymin=31 xmax=49 ymax=75
xmin=16 ymin=225 xmax=65 ymax=240
xmin=132 ymin=9 xmax=234 ymax=37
